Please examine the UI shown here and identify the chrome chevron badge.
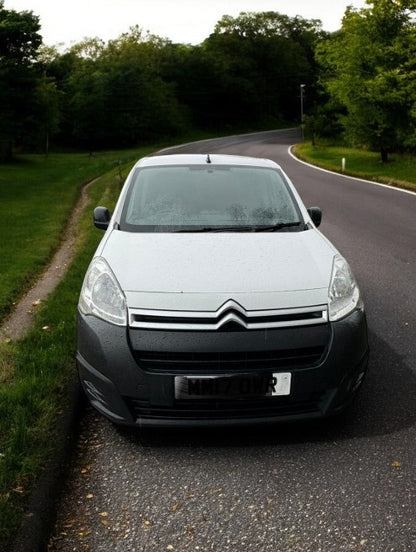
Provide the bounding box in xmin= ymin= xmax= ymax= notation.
xmin=215 ymin=300 xmax=248 ymax=329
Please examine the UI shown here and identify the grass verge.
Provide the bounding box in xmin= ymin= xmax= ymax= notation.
xmin=293 ymin=142 xmax=416 ymax=192
xmin=0 ymin=153 xmax=146 ymax=550
xmin=0 ymin=148 xmax=157 ymax=321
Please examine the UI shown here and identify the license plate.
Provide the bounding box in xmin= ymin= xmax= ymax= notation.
xmin=174 ymin=373 xmax=291 ymax=400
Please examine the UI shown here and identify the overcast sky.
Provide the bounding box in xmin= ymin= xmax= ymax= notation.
xmin=5 ymin=0 xmax=367 ymax=47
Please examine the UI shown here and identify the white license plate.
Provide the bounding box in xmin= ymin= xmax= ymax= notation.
xmin=175 ymin=372 xmax=291 ymax=400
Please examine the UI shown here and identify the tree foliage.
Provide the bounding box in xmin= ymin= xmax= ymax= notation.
xmin=0 ymin=0 xmax=42 ymax=160
xmin=9 ymin=2 xmax=416 ymax=159
xmin=4 ymin=2 xmax=416 ymax=160
xmin=0 ymin=7 xmax=324 ymax=156
xmin=62 ymin=28 xmax=188 ymax=150
xmin=202 ymin=12 xmax=324 ymax=127
xmin=316 ymin=0 xmax=416 ymax=161
xmin=32 ymin=12 xmax=322 ymax=151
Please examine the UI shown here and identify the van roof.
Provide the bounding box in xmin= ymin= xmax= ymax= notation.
xmin=136 ymin=153 xmax=280 ymax=169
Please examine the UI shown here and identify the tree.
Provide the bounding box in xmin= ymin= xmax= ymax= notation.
xmin=316 ymin=0 xmax=416 ymax=162
xmin=0 ymin=0 xmax=42 ymax=160
xmin=63 ymin=28 xmax=188 ymax=151
xmin=101 ymin=28 xmax=188 ymax=144
xmin=202 ymin=12 xmax=324 ymax=128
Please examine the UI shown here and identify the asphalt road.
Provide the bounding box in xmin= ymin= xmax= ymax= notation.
xmin=49 ymin=129 xmax=416 ymax=552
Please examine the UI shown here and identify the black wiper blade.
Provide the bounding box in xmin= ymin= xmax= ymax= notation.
xmin=254 ymin=222 xmax=302 ymax=232
xmin=176 ymin=225 xmax=256 ymax=233
xmin=176 ymin=223 xmax=304 ymax=233
xmin=175 ymin=227 xmax=217 ymax=233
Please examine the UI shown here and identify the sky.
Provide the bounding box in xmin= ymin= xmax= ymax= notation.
xmin=4 ymin=0 xmax=367 ymax=47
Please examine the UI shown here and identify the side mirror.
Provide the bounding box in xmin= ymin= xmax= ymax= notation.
xmin=93 ymin=206 xmax=111 ymax=230
xmin=307 ymin=207 xmax=322 ymax=228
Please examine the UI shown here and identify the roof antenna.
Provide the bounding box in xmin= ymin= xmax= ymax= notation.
xmin=206 ymin=154 xmax=212 ymax=164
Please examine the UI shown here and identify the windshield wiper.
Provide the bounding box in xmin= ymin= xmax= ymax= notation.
xmin=176 ymin=222 xmax=304 ymax=233
xmin=254 ymin=222 xmax=303 ymax=232
xmin=176 ymin=225 xmax=256 ymax=233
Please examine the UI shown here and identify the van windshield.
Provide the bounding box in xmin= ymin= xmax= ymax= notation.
xmin=120 ymin=165 xmax=303 ymax=232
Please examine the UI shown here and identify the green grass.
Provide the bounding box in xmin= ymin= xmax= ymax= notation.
xmin=0 ymin=151 xmax=148 ymax=549
xmin=0 ymin=149 xmax=156 ymax=320
xmin=293 ymin=142 xmax=416 ymax=192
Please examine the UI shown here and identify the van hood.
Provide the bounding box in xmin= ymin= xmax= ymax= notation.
xmin=97 ymin=230 xmax=336 ymax=310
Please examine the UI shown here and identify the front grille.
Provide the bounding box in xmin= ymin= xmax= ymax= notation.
xmin=123 ymin=391 xmax=327 ymax=422
xmin=129 ymin=301 xmax=328 ymax=331
xmin=132 ymin=346 xmax=325 ymax=374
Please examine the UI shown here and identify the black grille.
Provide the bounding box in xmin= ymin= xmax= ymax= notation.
xmin=132 ymin=346 xmax=325 ymax=374
xmin=124 ymin=392 xmax=326 ymax=422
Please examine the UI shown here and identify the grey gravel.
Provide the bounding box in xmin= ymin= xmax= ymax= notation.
xmin=49 ymin=408 xmax=416 ymax=552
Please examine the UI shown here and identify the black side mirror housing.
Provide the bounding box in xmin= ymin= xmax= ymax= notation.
xmin=307 ymin=207 xmax=322 ymax=228
xmin=93 ymin=206 xmax=111 ymax=230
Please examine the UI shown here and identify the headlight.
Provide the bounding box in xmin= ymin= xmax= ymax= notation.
xmin=78 ymin=257 xmax=127 ymax=326
xmin=328 ymin=254 xmax=362 ymax=322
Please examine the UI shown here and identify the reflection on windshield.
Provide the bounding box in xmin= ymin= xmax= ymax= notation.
xmin=122 ymin=165 xmax=302 ymax=232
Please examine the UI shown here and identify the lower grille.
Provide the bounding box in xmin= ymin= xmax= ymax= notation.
xmin=132 ymin=346 xmax=325 ymax=374
xmin=124 ymin=392 xmax=327 ymax=422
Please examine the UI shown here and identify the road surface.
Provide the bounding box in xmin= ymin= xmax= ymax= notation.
xmin=49 ymin=129 xmax=416 ymax=552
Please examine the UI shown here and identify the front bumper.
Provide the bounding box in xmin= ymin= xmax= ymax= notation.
xmin=77 ymin=308 xmax=369 ymax=427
